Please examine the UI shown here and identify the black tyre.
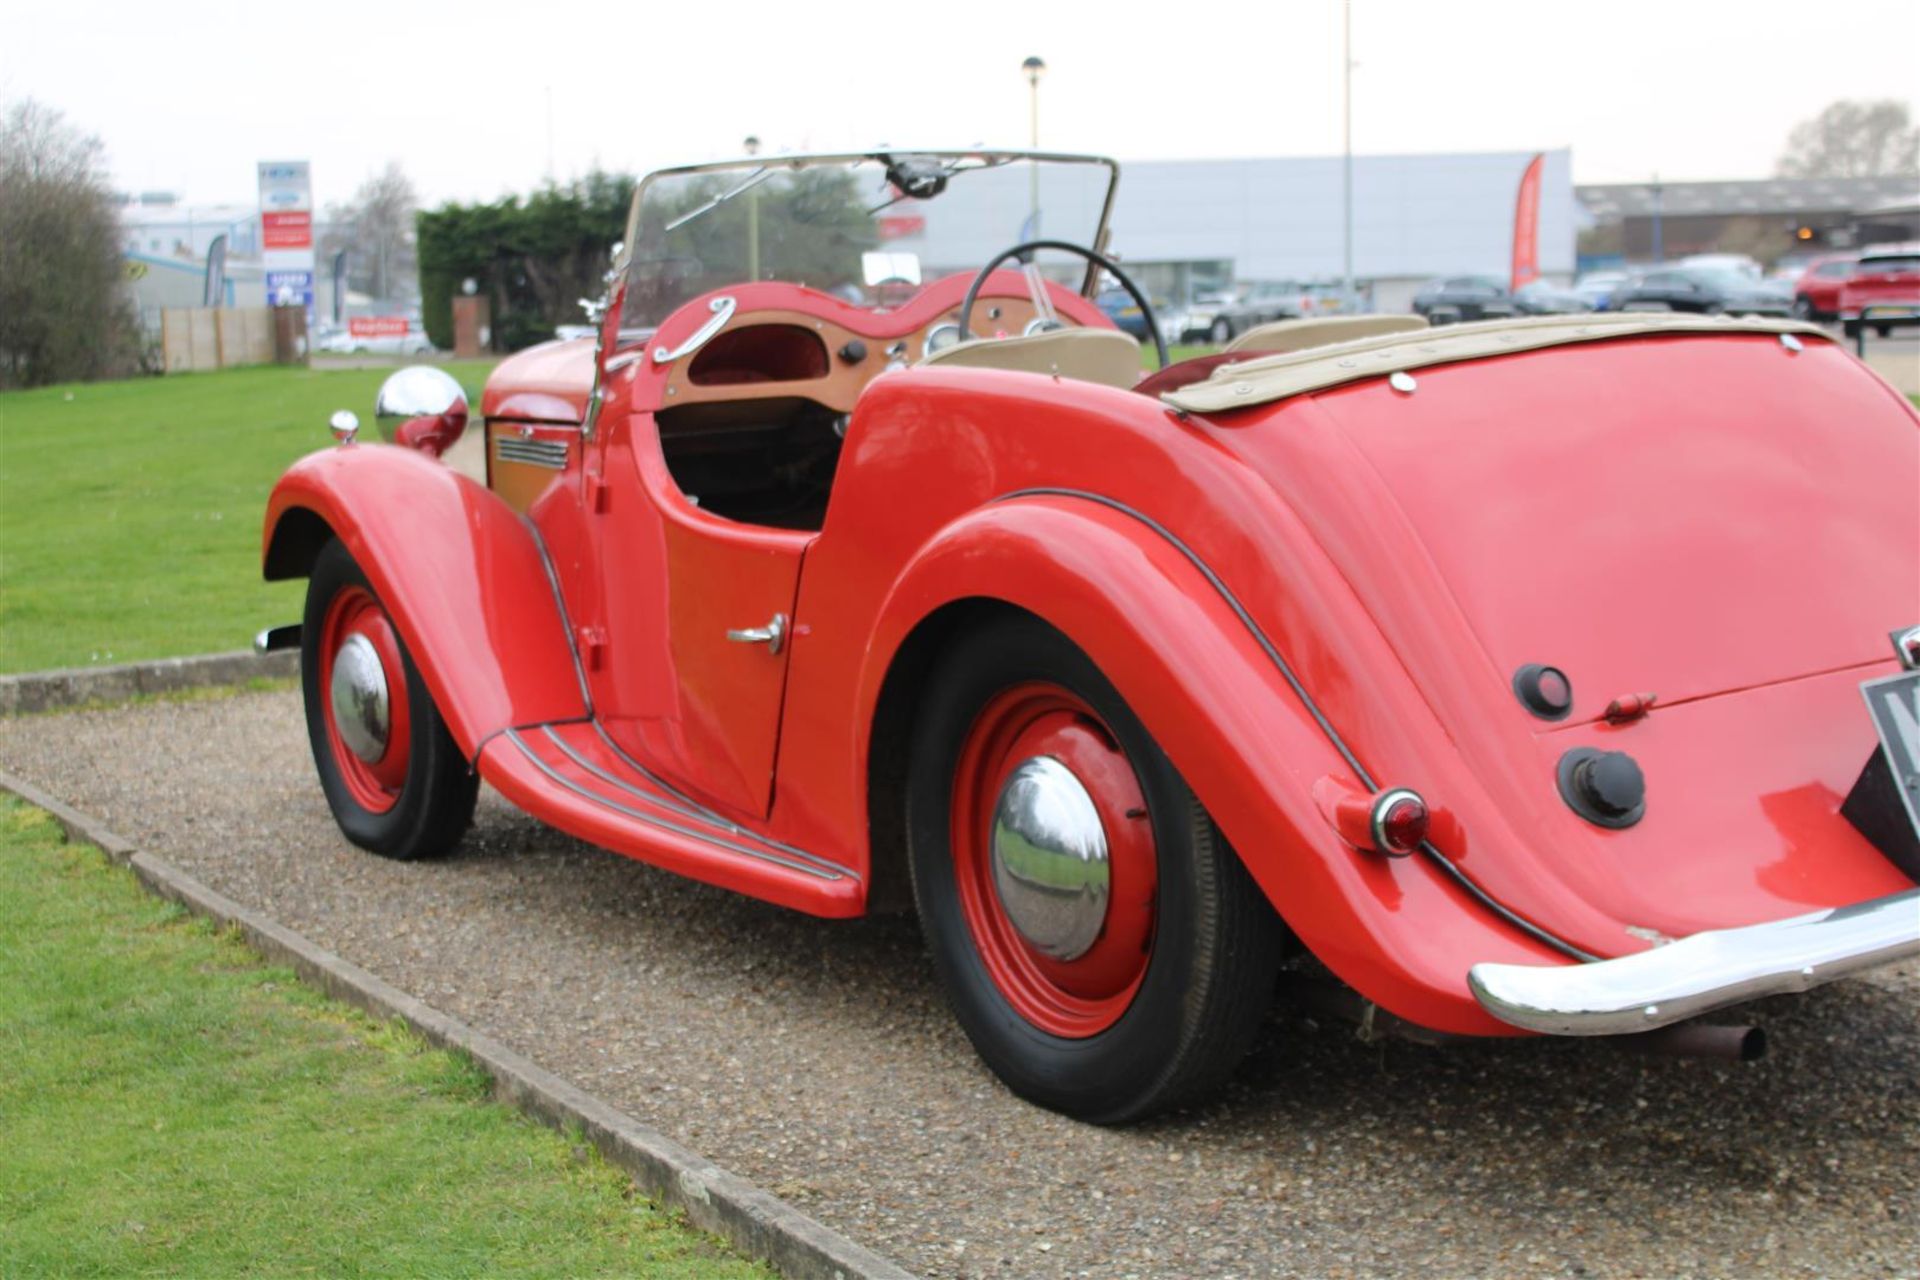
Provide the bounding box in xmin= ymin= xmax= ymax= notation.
xmin=1209 ymin=317 xmax=1234 ymax=345
xmin=906 ymin=613 xmax=1282 ymax=1123
xmin=301 ymin=538 xmax=478 ymax=859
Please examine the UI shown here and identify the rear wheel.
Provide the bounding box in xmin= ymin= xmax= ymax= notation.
xmin=906 ymin=614 xmax=1282 ymax=1123
xmin=302 ymin=538 xmax=477 ymax=859
xmin=1209 ymin=317 xmax=1234 ymax=345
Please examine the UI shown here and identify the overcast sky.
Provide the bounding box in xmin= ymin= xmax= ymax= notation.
xmin=4 ymin=0 xmax=1915 ymax=211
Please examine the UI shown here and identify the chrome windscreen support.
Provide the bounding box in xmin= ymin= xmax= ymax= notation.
xmin=652 ymin=296 xmax=736 ymax=365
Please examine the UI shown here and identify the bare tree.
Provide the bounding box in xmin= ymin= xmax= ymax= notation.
xmin=0 ymin=99 xmax=140 ymax=387
xmin=322 ymin=161 xmax=419 ymax=302
xmin=1775 ymin=99 xmax=1920 ymax=179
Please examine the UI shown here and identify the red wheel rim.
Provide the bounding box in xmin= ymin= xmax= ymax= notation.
xmin=949 ymin=683 xmax=1157 ymax=1038
xmin=316 ymin=585 xmax=411 ymax=815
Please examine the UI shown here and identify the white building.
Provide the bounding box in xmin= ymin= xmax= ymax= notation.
xmin=902 ymin=148 xmax=1575 ymax=312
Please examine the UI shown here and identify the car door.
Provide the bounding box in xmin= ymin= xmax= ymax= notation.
xmin=576 ymin=402 xmax=809 ymax=823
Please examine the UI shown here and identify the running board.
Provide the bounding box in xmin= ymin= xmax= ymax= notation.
xmin=477 ymin=720 xmax=863 ymax=917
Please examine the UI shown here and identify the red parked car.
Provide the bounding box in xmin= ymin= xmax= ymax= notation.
xmin=1790 ymin=254 xmax=1858 ymax=321
xmin=1838 ymin=245 xmax=1920 ymax=336
xmin=260 ymin=150 xmax=1920 ymax=1122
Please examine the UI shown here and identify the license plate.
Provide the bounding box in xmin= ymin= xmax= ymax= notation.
xmin=1860 ymin=669 xmax=1920 ymax=839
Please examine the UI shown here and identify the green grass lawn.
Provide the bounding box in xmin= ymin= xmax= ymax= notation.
xmin=0 ymin=362 xmax=494 ymax=674
xmin=0 ymin=794 xmax=769 ymax=1278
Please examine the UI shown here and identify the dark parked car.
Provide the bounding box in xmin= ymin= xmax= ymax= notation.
xmin=1412 ymin=276 xmax=1520 ymax=324
xmin=1612 ymin=267 xmax=1792 ymax=317
xmin=1514 ymin=280 xmax=1595 ymax=315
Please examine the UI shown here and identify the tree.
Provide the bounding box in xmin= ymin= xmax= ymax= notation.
xmin=1775 ymin=99 xmax=1920 ymax=179
xmin=0 ymin=99 xmax=140 ymax=387
xmin=322 ymin=161 xmax=419 ymax=302
xmin=416 ymin=170 xmax=635 ymax=351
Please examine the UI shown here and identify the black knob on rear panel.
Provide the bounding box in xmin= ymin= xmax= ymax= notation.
xmin=838 ymin=339 xmax=868 ymax=364
xmin=1557 ymin=748 xmax=1646 ymax=829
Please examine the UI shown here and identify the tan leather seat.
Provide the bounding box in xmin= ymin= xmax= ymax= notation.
xmin=918 ymin=327 xmax=1141 ymax=389
xmin=1224 ymin=313 xmax=1429 ymax=355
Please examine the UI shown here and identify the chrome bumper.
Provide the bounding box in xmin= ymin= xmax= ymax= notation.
xmin=1469 ymin=889 xmax=1920 ymax=1035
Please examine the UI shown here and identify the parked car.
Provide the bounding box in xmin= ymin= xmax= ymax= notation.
xmin=1838 ymin=246 xmax=1920 ymax=337
xmin=1573 ymin=270 xmax=1631 ymax=311
xmin=1513 ymin=280 xmax=1595 ymax=315
xmin=1791 ymin=255 xmax=1861 ymax=321
xmin=1679 ymin=252 xmax=1763 ymax=280
xmin=1173 ymin=281 xmax=1324 ymax=344
xmin=261 ymin=148 xmax=1920 ymax=1124
xmin=1412 ymin=275 xmax=1520 ymax=323
xmin=1611 ymin=266 xmax=1792 ymax=316
xmin=319 ymin=321 xmax=436 ymax=356
xmin=1096 ymin=287 xmax=1164 ymax=343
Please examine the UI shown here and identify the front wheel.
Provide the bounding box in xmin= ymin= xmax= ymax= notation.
xmin=1209 ymin=317 xmax=1234 ymax=345
xmin=907 ymin=614 xmax=1282 ymax=1123
xmin=301 ymin=538 xmax=478 ymax=859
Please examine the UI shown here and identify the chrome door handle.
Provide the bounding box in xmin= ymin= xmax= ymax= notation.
xmin=725 ymin=612 xmax=787 ymax=655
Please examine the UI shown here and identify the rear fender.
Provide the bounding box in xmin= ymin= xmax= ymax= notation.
xmin=263 ymin=445 xmax=587 ymax=756
xmin=861 ymin=494 xmax=1568 ymax=1035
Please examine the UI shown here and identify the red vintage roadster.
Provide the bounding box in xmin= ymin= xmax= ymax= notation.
xmin=262 ymin=151 xmax=1920 ymax=1122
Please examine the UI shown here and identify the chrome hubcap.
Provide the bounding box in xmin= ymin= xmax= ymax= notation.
xmin=989 ymin=756 xmax=1111 ymax=961
xmin=329 ymin=633 xmax=390 ymax=763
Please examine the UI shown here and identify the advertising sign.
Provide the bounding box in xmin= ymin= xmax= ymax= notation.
xmin=266 ymin=269 xmax=315 ymax=312
xmin=258 ymin=160 xmax=316 ymax=324
xmin=1510 ymin=153 xmax=1544 ymax=292
xmin=261 ymin=210 xmax=313 ymax=250
xmin=348 ymin=316 xmax=411 ymax=339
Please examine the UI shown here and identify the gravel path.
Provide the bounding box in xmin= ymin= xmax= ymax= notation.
xmin=5 ymin=690 xmax=1916 ymax=1279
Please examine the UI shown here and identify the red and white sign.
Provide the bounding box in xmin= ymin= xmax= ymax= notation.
xmin=1510 ymin=153 xmax=1544 ymax=292
xmin=877 ymin=215 xmax=926 ymax=241
xmin=261 ymin=210 xmax=312 ymax=250
xmin=348 ymin=316 xmax=411 ymax=338
xmin=258 ymin=161 xmax=316 ymax=321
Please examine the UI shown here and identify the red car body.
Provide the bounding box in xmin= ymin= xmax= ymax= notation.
xmin=263 ymin=151 xmax=1920 ymax=1119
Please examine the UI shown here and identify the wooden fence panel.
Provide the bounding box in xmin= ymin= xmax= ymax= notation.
xmin=160 ymin=307 xmax=277 ymax=373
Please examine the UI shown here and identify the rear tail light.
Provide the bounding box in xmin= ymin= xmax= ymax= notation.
xmin=1369 ymin=789 xmax=1430 ymax=857
xmin=1315 ymin=779 xmax=1433 ymax=857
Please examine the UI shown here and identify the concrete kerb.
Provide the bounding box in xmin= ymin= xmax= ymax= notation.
xmin=0 ymin=649 xmax=299 ymax=716
xmin=0 ymin=766 xmax=918 ymax=1280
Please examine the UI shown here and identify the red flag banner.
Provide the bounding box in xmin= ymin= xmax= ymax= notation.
xmin=1511 ymin=153 xmax=1544 ymax=291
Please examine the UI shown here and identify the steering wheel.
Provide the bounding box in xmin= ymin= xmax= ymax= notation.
xmin=957 ymin=239 xmax=1169 ymax=369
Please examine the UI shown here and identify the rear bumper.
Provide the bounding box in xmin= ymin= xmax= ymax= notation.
xmin=1468 ymin=889 xmax=1920 ymax=1035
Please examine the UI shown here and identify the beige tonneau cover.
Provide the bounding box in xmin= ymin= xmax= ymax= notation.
xmin=1161 ymin=311 xmax=1832 ymax=414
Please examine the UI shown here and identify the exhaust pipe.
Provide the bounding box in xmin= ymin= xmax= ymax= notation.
xmin=1617 ymin=1022 xmax=1768 ymax=1062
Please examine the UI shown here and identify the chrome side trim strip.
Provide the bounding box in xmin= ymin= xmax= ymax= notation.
xmin=1470 ymin=889 xmax=1920 ymax=1035
xmin=523 ymin=519 xmax=593 ymax=716
xmin=994 ymin=486 xmax=1596 ymax=963
xmin=541 ymin=726 xmax=854 ymax=880
xmin=504 ymin=729 xmax=845 ymax=881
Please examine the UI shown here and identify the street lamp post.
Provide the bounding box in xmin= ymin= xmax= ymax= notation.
xmin=1022 ymin=56 xmax=1046 ymax=237
xmin=744 ymin=135 xmax=762 ymax=283
xmin=1342 ymin=0 xmax=1354 ymax=307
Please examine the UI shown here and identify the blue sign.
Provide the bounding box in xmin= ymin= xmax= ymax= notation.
xmin=265 ymin=269 xmax=314 ymax=312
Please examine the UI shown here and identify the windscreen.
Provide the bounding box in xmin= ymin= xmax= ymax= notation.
xmin=619 ymin=153 xmax=1116 ymax=332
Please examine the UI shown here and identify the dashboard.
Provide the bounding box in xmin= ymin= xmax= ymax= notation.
xmin=660 ymin=293 xmax=1082 ymax=415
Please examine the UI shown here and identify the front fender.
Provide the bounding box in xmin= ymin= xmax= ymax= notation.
xmin=860 ymin=494 xmax=1568 ymax=1036
xmin=263 ymin=444 xmax=587 ymax=756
